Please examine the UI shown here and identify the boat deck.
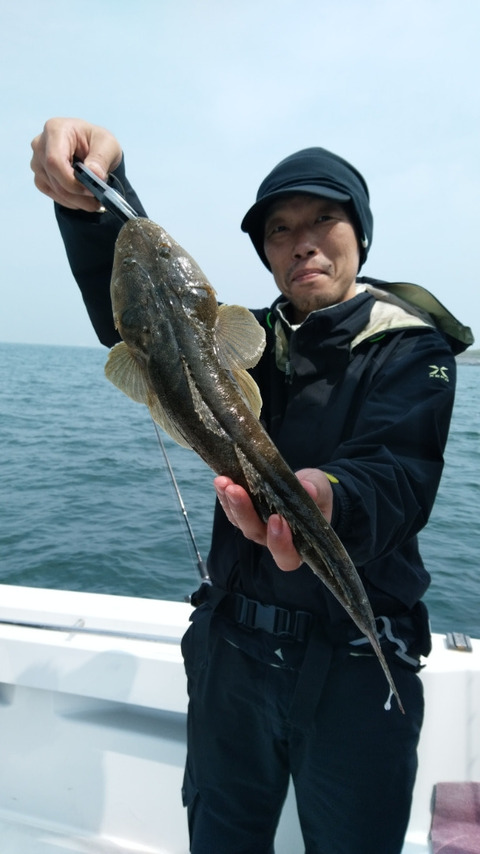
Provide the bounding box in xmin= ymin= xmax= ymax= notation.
xmin=0 ymin=585 xmax=479 ymax=853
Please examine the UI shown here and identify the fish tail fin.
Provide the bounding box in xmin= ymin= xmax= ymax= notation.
xmin=368 ymin=633 xmax=405 ymax=714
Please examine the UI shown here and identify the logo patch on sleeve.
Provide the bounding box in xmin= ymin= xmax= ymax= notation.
xmin=428 ymin=365 xmax=449 ymax=382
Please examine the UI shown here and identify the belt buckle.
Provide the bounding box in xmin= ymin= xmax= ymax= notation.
xmin=234 ymin=595 xmax=284 ymax=634
xmin=233 ymin=594 xmax=311 ymax=641
xmin=235 ymin=595 xmax=257 ymax=629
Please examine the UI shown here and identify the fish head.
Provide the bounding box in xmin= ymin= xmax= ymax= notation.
xmin=111 ymin=218 xmax=218 ymax=357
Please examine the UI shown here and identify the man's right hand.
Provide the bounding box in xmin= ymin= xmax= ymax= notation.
xmin=30 ymin=117 xmax=123 ymax=211
xmin=214 ymin=468 xmax=334 ymax=573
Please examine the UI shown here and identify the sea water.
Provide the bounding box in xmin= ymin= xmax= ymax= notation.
xmin=1 ymin=342 xmax=479 ymax=637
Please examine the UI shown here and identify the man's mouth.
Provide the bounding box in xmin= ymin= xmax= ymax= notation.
xmin=290 ymin=266 xmax=329 ymax=285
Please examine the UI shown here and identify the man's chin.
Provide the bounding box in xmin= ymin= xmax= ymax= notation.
xmin=289 ymin=291 xmax=335 ymax=319
xmin=287 ymin=280 xmax=357 ymax=320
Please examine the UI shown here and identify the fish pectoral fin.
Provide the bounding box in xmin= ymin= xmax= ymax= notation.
xmin=216 ymin=304 xmax=266 ymax=370
xmin=105 ymin=342 xmax=151 ymax=404
xmin=232 ymin=369 xmax=263 ymax=419
xmin=105 ymin=343 xmax=192 ymax=449
xmin=147 ymin=395 xmax=193 ymax=450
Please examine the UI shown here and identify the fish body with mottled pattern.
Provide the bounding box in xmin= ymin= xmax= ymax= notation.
xmin=105 ymin=217 xmax=404 ymax=713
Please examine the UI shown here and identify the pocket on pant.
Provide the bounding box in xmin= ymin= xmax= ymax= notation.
xmin=182 ymin=760 xmax=198 ymax=808
xmin=181 ymin=604 xmax=212 ymax=683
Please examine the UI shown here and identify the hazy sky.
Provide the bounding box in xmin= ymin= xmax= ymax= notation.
xmin=1 ymin=0 xmax=478 ymax=348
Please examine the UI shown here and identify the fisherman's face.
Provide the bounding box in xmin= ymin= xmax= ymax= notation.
xmin=263 ymin=194 xmax=360 ymax=323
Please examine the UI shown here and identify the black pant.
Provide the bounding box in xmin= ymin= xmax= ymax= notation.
xmin=181 ymin=606 xmax=424 ymax=854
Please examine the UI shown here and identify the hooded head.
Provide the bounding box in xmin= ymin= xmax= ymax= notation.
xmin=241 ymin=147 xmax=373 ymax=271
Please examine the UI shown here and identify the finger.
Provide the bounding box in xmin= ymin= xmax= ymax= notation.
xmin=213 ymin=476 xmax=237 ymax=524
xmin=32 ymin=121 xmax=81 ymax=193
xmin=298 ymin=478 xmax=318 ymax=501
xmin=214 ymin=477 xmax=267 ymax=545
xmin=266 ymin=515 xmax=303 ymax=572
xmin=84 ymin=125 xmax=122 ymax=180
xmin=295 ymin=468 xmax=333 ymax=523
xmin=32 ymin=164 xmax=101 ymax=212
xmin=31 ymin=138 xmax=96 ymax=211
xmin=31 ymin=118 xmax=122 ymax=211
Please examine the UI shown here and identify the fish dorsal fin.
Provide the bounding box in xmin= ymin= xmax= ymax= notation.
xmin=215 ymin=304 xmax=266 ymax=418
xmin=216 ymin=304 xmax=266 ymax=370
xmin=105 ymin=342 xmax=151 ymax=404
xmin=105 ymin=342 xmax=193 ymax=450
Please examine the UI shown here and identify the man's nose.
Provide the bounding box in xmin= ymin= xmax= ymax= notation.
xmin=292 ymin=230 xmax=318 ymax=258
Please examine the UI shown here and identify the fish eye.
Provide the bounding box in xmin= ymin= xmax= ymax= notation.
xmin=193 ymin=283 xmax=211 ymax=295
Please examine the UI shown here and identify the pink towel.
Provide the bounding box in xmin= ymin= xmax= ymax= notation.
xmin=430 ymin=782 xmax=480 ymax=853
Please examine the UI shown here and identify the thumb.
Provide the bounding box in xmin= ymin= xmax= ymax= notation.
xmin=83 ymin=132 xmax=122 ymax=182
xmin=299 ymin=477 xmax=318 ymax=502
xmin=82 ymin=158 xmax=109 ymax=182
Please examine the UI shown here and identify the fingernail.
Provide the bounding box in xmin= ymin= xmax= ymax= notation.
xmin=226 ymin=489 xmax=241 ymax=506
xmin=269 ymin=515 xmax=283 ymax=535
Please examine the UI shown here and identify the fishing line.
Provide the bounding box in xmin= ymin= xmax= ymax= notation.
xmin=151 ymin=419 xmax=210 ymax=582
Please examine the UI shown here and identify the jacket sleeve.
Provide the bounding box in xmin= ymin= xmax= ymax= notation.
xmin=326 ymin=328 xmax=456 ymax=568
xmin=54 ymin=156 xmax=148 ymax=348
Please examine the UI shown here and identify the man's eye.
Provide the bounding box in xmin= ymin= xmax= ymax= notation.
xmin=316 ymin=215 xmax=332 ymax=223
xmin=267 ymin=224 xmax=287 ymax=236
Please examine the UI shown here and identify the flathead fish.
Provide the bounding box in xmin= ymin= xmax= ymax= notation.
xmin=105 ymin=217 xmax=404 ymax=713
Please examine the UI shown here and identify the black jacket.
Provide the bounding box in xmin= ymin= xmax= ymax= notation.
xmin=55 ymin=159 xmax=460 ymax=640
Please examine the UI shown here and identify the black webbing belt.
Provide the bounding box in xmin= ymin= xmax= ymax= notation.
xmin=190 ymin=584 xmax=332 ymax=727
xmin=221 ymin=591 xmax=330 ymax=727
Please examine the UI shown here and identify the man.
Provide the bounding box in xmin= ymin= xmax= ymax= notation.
xmin=31 ymin=119 xmax=471 ymax=854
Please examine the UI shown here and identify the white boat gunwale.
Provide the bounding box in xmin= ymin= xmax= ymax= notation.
xmin=0 ymin=583 xmax=479 ymax=854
